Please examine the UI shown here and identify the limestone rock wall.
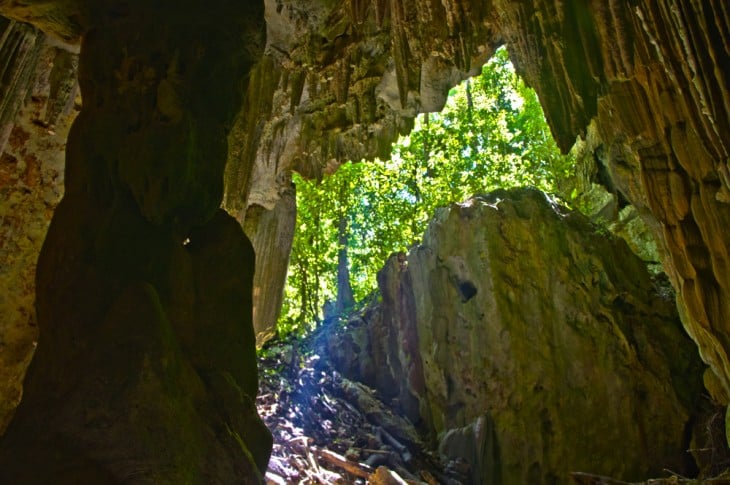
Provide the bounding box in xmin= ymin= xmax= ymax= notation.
xmin=0 ymin=0 xmax=727 ymax=471
xmin=499 ymin=0 xmax=730 ymax=405
xmin=220 ymin=1 xmax=730 ymax=384
xmin=0 ymin=18 xmax=44 ymax=151
xmin=223 ymin=0 xmax=499 ymax=213
xmin=5 ymin=2 xmax=727 ymax=398
xmin=0 ymin=20 xmax=77 ymax=434
xmin=242 ymin=183 xmax=297 ymax=343
xmin=0 ymin=2 xmax=272 ymax=482
xmin=328 ymin=188 xmax=705 ymax=482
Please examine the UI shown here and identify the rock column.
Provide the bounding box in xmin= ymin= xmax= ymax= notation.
xmin=0 ymin=2 xmax=272 ymax=483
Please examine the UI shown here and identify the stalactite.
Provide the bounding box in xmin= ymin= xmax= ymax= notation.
xmin=0 ymin=19 xmax=44 ymax=152
xmin=389 ymin=0 xmax=409 ymax=109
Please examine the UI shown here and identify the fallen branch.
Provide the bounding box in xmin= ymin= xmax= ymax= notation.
xmin=369 ymin=466 xmax=409 ymax=485
xmin=316 ymin=448 xmax=374 ymax=479
xmin=264 ymin=471 xmax=287 ymax=485
xmin=304 ymin=445 xmax=321 ymax=476
xmin=362 ymin=448 xmax=391 ymax=454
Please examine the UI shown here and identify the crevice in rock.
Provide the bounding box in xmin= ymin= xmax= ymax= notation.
xmin=457 ymin=280 xmax=478 ymax=302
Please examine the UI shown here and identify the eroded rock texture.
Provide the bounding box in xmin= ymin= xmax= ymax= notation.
xmin=0 ymin=20 xmax=77 ymax=434
xmin=0 ymin=0 xmax=727 ymax=478
xmin=501 ymin=0 xmax=730 ymax=407
xmin=0 ymin=1 xmax=271 ymax=482
xmin=242 ymin=184 xmax=297 ymax=343
xmin=328 ymin=189 xmax=705 ymax=483
xmin=220 ymin=1 xmax=730 ymax=396
xmin=3 ymin=2 xmax=727 ymax=393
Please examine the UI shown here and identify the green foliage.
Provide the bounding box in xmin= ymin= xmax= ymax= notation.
xmin=278 ymin=47 xmax=575 ymax=335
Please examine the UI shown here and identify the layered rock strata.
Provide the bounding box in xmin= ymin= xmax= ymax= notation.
xmin=0 ymin=1 xmax=271 ymax=482
xmin=328 ymin=189 xmax=705 ymax=482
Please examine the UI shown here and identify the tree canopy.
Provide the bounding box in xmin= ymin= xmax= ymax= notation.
xmin=277 ymin=47 xmax=574 ymax=335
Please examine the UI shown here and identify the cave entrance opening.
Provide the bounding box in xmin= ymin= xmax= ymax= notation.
xmin=277 ymin=46 xmax=575 ymax=338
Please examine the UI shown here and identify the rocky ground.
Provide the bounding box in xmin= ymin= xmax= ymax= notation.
xmin=256 ymin=313 xmax=730 ymax=485
xmin=256 ymin=316 xmax=458 ymax=485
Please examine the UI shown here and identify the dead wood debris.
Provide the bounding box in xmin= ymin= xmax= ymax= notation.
xmin=256 ymin=334 xmax=463 ymax=484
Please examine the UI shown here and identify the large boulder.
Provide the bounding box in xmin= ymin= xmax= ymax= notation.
xmin=329 ymin=188 xmax=704 ymax=483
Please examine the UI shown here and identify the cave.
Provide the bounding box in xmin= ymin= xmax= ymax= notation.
xmin=0 ymin=0 xmax=728 ymax=483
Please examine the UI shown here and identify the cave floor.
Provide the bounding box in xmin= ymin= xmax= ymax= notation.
xmin=256 ymin=324 xmax=451 ymax=484
xmin=256 ymin=319 xmax=730 ymax=485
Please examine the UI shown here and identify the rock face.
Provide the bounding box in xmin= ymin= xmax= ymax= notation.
xmin=1 ymin=2 xmax=728 ymax=389
xmin=224 ymin=1 xmax=730 ymax=400
xmin=328 ymin=189 xmax=704 ymax=483
xmin=0 ymin=0 xmax=727 ymax=479
xmin=0 ymin=20 xmax=77 ymax=434
xmin=499 ymin=0 xmax=730 ymax=404
xmin=242 ymin=185 xmax=297 ymax=343
xmin=0 ymin=2 xmax=271 ymax=482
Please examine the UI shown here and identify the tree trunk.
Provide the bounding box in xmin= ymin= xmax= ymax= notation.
xmin=335 ymin=213 xmax=355 ymax=314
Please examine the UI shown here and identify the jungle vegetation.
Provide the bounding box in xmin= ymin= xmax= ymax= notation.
xmin=277 ymin=47 xmax=575 ymax=335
